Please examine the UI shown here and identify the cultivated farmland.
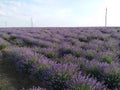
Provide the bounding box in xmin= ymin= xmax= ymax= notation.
xmin=0 ymin=27 xmax=120 ymax=90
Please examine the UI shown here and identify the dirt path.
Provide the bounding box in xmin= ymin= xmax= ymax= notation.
xmin=0 ymin=53 xmax=40 ymax=90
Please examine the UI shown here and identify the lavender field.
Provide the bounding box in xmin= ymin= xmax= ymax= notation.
xmin=0 ymin=27 xmax=120 ymax=90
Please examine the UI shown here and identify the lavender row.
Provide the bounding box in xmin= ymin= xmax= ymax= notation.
xmin=0 ymin=37 xmax=10 ymax=50
xmin=2 ymin=47 xmax=107 ymax=90
xmin=0 ymin=28 xmax=120 ymax=50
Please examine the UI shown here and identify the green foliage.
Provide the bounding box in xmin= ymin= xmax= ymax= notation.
xmin=98 ymin=37 xmax=106 ymax=41
xmin=86 ymin=65 xmax=100 ymax=78
xmin=34 ymin=64 xmax=48 ymax=79
xmin=3 ymin=36 xmax=10 ymax=41
xmin=2 ymin=35 xmax=25 ymax=47
xmin=79 ymin=37 xmax=90 ymax=42
xmin=22 ymin=56 xmax=38 ymax=74
xmin=77 ymin=61 xmax=85 ymax=69
xmin=10 ymin=36 xmax=16 ymax=40
xmin=59 ymin=48 xmax=73 ymax=57
xmin=62 ymin=56 xmax=73 ymax=63
xmin=0 ymin=85 xmax=2 ymax=90
xmin=108 ymin=45 xmax=115 ymax=51
xmin=100 ymin=55 xmax=113 ymax=63
xmin=59 ymin=48 xmax=81 ymax=58
xmin=47 ymin=70 xmax=71 ymax=90
xmin=39 ymin=43 xmax=48 ymax=48
xmin=85 ymin=53 xmax=94 ymax=60
xmin=102 ymin=67 xmax=120 ymax=89
xmin=24 ymin=41 xmax=33 ymax=46
xmin=72 ymin=84 xmax=90 ymax=90
xmin=96 ymin=49 xmax=101 ymax=53
xmin=11 ymin=39 xmax=25 ymax=47
xmin=34 ymin=50 xmax=45 ymax=55
xmin=3 ymin=35 xmax=16 ymax=42
xmin=117 ymin=52 xmax=120 ymax=59
xmin=46 ymin=51 xmax=57 ymax=59
xmin=54 ymin=58 xmax=61 ymax=63
xmin=73 ymin=51 xmax=81 ymax=57
xmin=0 ymin=43 xmax=8 ymax=50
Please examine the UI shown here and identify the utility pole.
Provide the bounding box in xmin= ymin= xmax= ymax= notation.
xmin=5 ymin=21 xmax=7 ymax=27
xmin=31 ymin=17 xmax=33 ymax=27
xmin=105 ymin=8 xmax=107 ymax=27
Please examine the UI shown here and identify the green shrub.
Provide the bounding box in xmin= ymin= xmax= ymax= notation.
xmin=11 ymin=39 xmax=25 ymax=47
xmin=117 ymin=52 xmax=120 ymax=59
xmin=34 ymin=63 xmax=48 ymax=80
xmin=3 ymin=36 xmax=10 ymax=41
xmin=46 ymin=51 xmax=58 ymax=59
xmin=62 ymin=55 xmax=74 ymax=63
xmin=73 ymin=51 xmax=81 ymax=57
xmin=96 ymin=49 xmax=101 ymax=53
xmin=86 ymin=65 xmax=100 ymax=78
xmin=77 ymin=61 xmax=85 ymax=69
xmin=99 ymin=37 xmax=106 ymax=41
xmin=85 ymin=53 xmax=94 ymax=60
xmin=100 ymin=55 xmax=113 ymax=63
xmin=10 ymin=36 xmax=16 ymax=40
xmin=79 ymin=37 xmax=89 ymax=42
xmin=72 ymin=84 xmax=90 ymax=90
xmin=59 ymin=48 xmax=73 ymax=57
xmin=48 ymin=71 xmax=71 ymax=90
xmin=102 ymin=66 xmax=120 ymax=89
xmin=34 ymin=50 xmax=45 ymax=55
xmin=22 ymin=56 xmax=38 ymax=74
xmin=0 ymin=43 xmax=8 ymax=50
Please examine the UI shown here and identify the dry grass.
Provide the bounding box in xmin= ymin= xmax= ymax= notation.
xmin=0 ymin=58 xmax=41 ymax=90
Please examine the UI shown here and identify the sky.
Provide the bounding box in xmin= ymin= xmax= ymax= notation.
xmin=0 ymin=0 xmax=120 ymax=27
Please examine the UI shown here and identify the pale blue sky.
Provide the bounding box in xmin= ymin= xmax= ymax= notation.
xmin=0 ymin=0 xmax=119 ymax=27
